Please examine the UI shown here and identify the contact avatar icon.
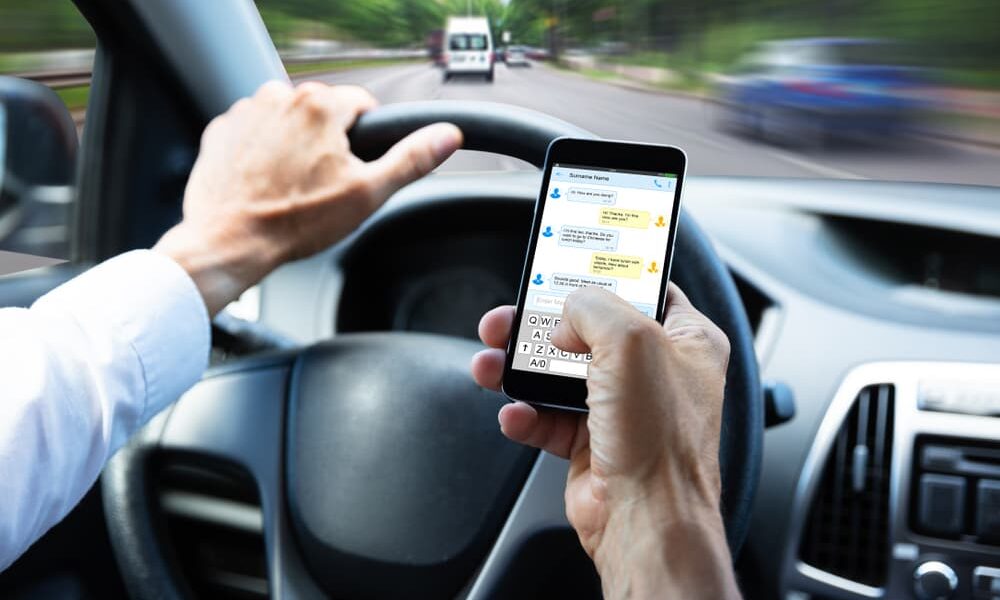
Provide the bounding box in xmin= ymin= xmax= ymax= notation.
xmin=531 ymin=273 xmax=544 ymax=285
xmin=542 ymin=226 xmax=554 ymax=237
xmin=550 ymin=188 xmax=561 ymax=199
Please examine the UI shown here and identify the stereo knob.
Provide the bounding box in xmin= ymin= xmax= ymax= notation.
xmin=913 ymin=561 xmax=958 ymax=600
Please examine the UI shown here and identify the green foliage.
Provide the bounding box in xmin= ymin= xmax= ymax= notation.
xmin=284 ymin=57 xmax=421 ymax=75
xmin=1 ymin=0 xmax=998 ymax=87
xmin=0 ymin=0 xmax=93 ymax=52
xmin=508 ymin=0 xmax=1000 ymax=76
xmin=55 ymin=84 xmax=89 ymax=111
xmin=256 ymin=0 xmax=507 ymax=48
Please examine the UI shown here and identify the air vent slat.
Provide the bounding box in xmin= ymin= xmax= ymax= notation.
xmin=800 ymin=383 xmax=895 ymax=588
xmin=156 ymin=458 xmax=270 ymax=600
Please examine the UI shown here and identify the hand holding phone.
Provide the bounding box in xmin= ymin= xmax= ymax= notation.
xmin=502 ymin=138 xmax=686 ymax=411
xmin=473 ymin=284 xmax=739 ymax=599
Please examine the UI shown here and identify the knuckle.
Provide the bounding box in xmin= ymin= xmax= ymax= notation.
xmin=621 ymin=317 xmax=663 ymax=348
xmin=296 ymin=81 xmax=326 ymax=94
xmin=406 ymin=144 xmax=435 ymax=178
xmin=257 ymin=79 xmax=290 ymax=99
xmin=229 ymin=98 xmax=251 ymax=114
xmin=200 ymin=117 xmax=224 ymax=144
xmin=346 ymin=175 xmax=377 ymax=204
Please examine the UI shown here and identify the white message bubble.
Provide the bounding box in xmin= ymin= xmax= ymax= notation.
xmin=557 ymin=225 xmax=620 ymax=252
xmin=567 ymin=187 xmax=617 ymax=205
xmin=551 ymin=273 xmax=618 ymax=293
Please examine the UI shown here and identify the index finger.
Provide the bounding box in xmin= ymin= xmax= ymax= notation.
xmin=292 ymin=83 xmax=378 ymax=131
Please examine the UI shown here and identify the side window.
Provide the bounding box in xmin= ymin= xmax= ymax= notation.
xmin=0 ymin=0 xmax=94 ymax=263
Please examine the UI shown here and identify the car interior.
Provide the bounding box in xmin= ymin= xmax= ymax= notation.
xmin=0 ymin=1 xmax=998 ymax=599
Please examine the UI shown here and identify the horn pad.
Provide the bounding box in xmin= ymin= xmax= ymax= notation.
xmin=285 ymin=333 xmax=537 ymax=598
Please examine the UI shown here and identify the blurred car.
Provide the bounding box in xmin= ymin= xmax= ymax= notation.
xmin=525 ymin=46 xmax=550 ymax=61
xmin=427 ymin=29 xmax=445 ymax=67
xmin=505 ymin=45 xmax=530 ymax=67
xmin=493 ymin=46 xmax=506 ymax=63
xmin=716 ymin=38 xmax=928 ymax=146
xmin=443 ymin=16 xmax=494 ymax=82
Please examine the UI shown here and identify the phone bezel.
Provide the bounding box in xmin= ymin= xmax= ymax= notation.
xmin=501 ymin=137 xmax=687 ymax=411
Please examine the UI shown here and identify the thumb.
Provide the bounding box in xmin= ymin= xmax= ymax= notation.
xmin=662 ymin=282 xmax=714 ymax=331
xmin=551 ymin=286 xmax=652 ymax=355
xmin=361 ymin=123 xmax=463 ymax=202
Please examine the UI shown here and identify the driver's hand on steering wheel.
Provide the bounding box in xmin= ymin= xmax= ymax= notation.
xmin=155 ymin=80 xmax=463 ymax=315
xmin=472 ymin=284 xmax=743 ymax=599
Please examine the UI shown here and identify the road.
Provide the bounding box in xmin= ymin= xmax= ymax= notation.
xmin=309 ymin=61 xmax=1000 ymax=186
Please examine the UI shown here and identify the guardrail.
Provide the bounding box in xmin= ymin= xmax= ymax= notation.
xmin=15 ymin=69 xmax=92 ymax=89
xmin=12 ymin=49 xmax=430 ymax=90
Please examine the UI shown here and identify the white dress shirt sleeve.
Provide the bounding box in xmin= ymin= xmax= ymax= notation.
xmin=0 ymin=249 xmax=210 ymax=570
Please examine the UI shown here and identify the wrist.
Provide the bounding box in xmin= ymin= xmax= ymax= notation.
xmin=593 ymin=478 xmax=739 ymax=599
xmin=153 ymin=223 xmax=279 ymax=316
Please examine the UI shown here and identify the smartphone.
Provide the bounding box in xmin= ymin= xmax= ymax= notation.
xmin=502 ymin=138 xmax=686 ymax=411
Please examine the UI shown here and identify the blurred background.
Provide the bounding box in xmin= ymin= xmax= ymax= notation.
xmin=1 ymin=0 xmax=998 ymax=184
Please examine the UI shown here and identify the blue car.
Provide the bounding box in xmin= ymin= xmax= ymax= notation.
xmin=716 ymin=38 xmax=928 ymax=146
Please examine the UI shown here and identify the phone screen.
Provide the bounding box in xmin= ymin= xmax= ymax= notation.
xmin=510 ymin=162 xmax=679 ymax=380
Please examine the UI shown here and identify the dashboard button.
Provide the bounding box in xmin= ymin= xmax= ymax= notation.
xmin=977 ymin=479 xmax=1000 ymax=542
xmin=914 ymin=561 xmax=958 ymax=600
xmin=973 ymin=566 xmax=1000 ymax=599
xmin=919 ymin=474 xmax=966 ymax=535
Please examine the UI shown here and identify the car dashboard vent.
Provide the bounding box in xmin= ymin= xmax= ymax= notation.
xmin=155 ymin=457 xmax=269 ymax=599
xmin=799 ymin=383 xmax=895 ymax=588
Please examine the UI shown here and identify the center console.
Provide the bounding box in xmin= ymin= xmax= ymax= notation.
xmin=783 ymin=363 xmax=1000 ymax=600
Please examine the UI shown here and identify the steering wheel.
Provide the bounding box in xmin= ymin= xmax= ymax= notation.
xmin=102 ymin=101 xmax=762 ymax=599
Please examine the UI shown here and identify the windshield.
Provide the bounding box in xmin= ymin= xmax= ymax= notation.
xmin=450 ymin=34 xmax=488 ymax=51
xmin=260 ymin=0 xmax=999 ymax=185
xmin=4 ymin=1 xmax=999 ymax=188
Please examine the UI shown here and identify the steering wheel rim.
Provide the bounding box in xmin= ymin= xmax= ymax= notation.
xmin=103 ymin=101 xmax=762 ymax=599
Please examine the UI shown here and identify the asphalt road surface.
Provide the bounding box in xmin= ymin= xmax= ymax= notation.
xmin=310 ymin=61 xmax=1000 ymax=186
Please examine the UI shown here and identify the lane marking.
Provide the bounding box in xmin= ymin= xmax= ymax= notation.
xmin=763 ymin=149 xmax=867 ymax=179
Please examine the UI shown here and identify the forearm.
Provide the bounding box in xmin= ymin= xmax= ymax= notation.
xmin=594 ymin=502 xmax=741 ymax=600
xmin=0 ymin=251 xmax=209 ymax=569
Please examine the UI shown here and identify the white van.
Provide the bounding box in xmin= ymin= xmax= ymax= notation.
xmin=444 ymin=17 xmax=493 ymax=82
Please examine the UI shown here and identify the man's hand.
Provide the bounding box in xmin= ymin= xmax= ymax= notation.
xmin=471 ymin=284 xmax=741 ymax=599
xmin=154 ymin=81 xmax=462 ymax=315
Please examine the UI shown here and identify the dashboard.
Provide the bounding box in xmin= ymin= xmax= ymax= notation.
xmin=258 ymin=171 xmax=1000 ymax=599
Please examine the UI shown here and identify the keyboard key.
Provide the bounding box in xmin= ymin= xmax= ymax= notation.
xmin=539 ymin=315 xmax=554 ymax=327
xmin=531 ymin=329 xmax=543 ymax=342
xmin=527 ymin=357 xmax=548 ymax=370
xmin=527 ymin=314 xmax=539 ymax=326
xmin=550 ymin=359 xmax=588 ymax=377
xmin=517 ymin=342 xmax=531 ymax=354
xmin=533 ymin=344 xmax=546 ymax=355
xmin=543 ymin=330 xmax=552 ymax=342
xmin=546 ymin=346 xmax=558 ymax=357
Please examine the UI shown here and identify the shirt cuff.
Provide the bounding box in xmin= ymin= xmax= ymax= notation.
xmin=33 ymin=250 xmax=211 ymax=422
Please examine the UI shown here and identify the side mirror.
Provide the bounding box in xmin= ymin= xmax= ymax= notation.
xmin=0 ymin=76 xmax=79 ymax=259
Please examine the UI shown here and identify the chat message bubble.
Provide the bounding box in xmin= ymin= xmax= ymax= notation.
xmin=567 ymin=188 xmax=617 ymax=205
xmin=599 ymin=207 xmax=650 ymax=229
xmin=590 ymin=253 xmax=643 ymax=279
xmin=551 ymin=273 xmax=618 ymax=293
xmin=557 ymin=225 xmax=619 ymax=252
